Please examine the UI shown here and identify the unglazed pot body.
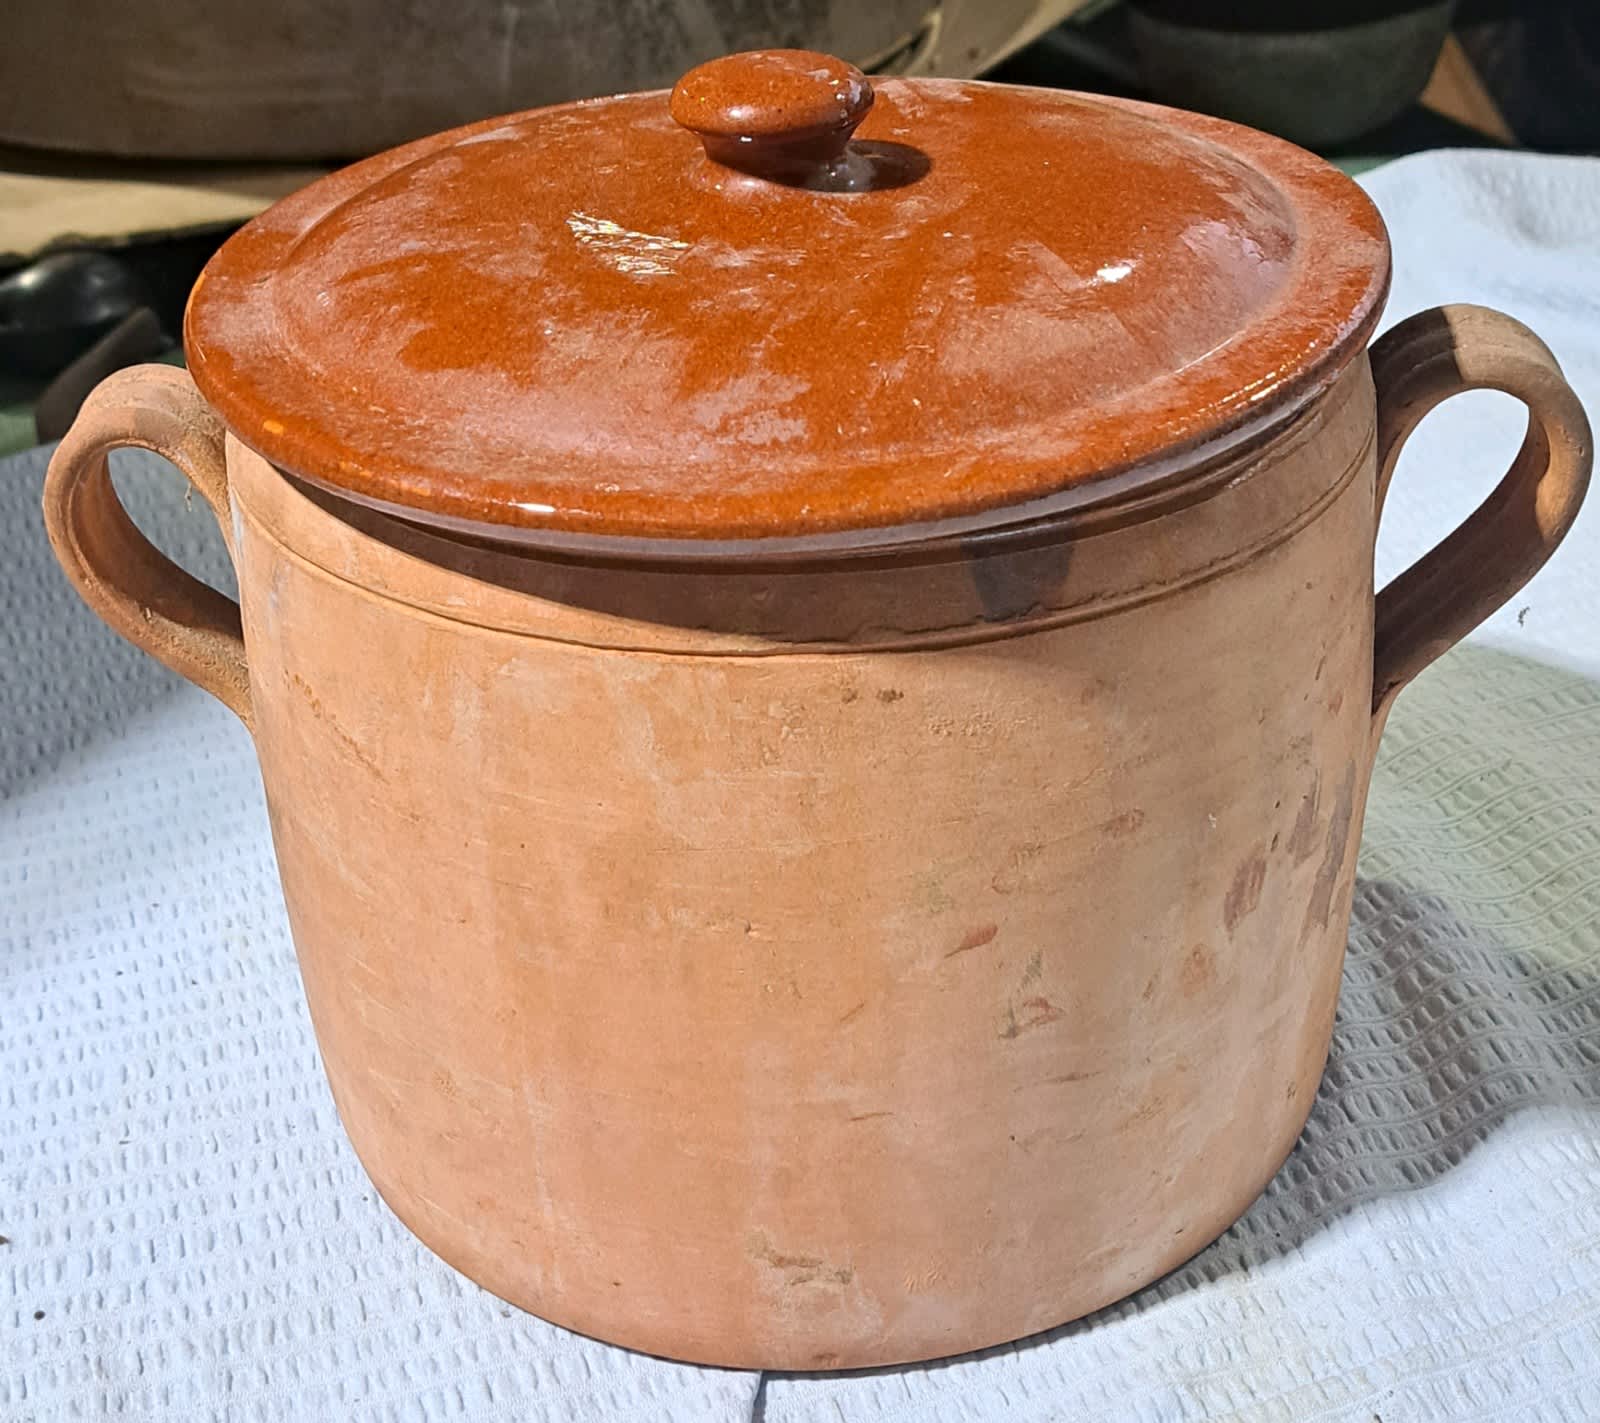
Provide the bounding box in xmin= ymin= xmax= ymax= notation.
xmin=218 ymin=361 xmax=1377 ymax=1367
xmin=44 ymin=305 xmax=1590 ymax=1367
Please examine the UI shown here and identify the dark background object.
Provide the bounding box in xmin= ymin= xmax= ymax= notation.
xmin=0 ymin=251 xmax=148 ymax=379
xmin=1135 ymin=0 xmax=1445 ymax=29
xmin=1457 ymin=0 xmax=1600 ymax=149
xmin=0 ymin=0 xmax=902 ymax=159
xmin=33 ymin=308 xmax=169 ymax=443
xmin=1125 ymin=1 xmax=1458 ymax=148
xmin=996 ymin=0 xmax=1600 ymax=157
xmin=0 ymin=1 xmax=1078 ymax=161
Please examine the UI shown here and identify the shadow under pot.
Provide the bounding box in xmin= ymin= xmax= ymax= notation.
xmin=42 ymin=50 xmax=1592 ymax=1370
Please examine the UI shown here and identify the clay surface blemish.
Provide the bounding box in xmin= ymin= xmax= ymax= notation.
xmin=918 ymin=871 xmax=956 ymax=916
xmin=945 ymin=923 xmax=999 ymax=959
xmin=968 ymin=545 xmax=1057 ymax=623
xmin=877 ymin=688 xmax=905 ymax=704
xmin=1287 ymin=774 xmax=1323 ymax=861
xmin=1179 ymin=942 xmax=1216 ymax=995
xmin=1303 ymin=764 xmax=1357 ymax=934
xmin=1019 ymin=949 xmax=1044 ymax=988
xmin=848 ymin=1110 xmax=894 ymax=1123
xmin=991 ymin=842 xmax=1045 ymax=895
xmin=1019 ymin=1068 xmax=1101 ymax=1089
xmin=1223 ymin=847 xmax=1267 ymax=931
xmin=289 ymin=672 xmax=384 ymax=779
xmin=748 ymin=1233 xmax=854 ymax=1287
xmin=1103 ymin=808 xmax=1145 ymax=837
xmin=837 ymin=1000 xmax=867 ymax=1026
xmin=999 ymin=996 xmax=1063 ymax=1039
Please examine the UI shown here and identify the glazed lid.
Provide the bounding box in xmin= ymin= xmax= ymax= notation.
xmin=185 ymin=50 xmax=1389 ymax=555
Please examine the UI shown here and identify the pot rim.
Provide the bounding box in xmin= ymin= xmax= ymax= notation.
xmin=220 ymin=358 xmax=1377 ymax=659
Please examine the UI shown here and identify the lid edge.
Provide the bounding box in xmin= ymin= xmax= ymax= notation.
xmin=185 ymin=83 xmax=1392 ymax=553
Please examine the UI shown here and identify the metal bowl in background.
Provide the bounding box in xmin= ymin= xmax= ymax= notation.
xmin=1128 ymin=1 xmax=1458 ymax=149
xmin=0 ymin=251 xmax=147 ymax=379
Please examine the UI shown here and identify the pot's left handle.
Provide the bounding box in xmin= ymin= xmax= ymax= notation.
xmin=42 ymin=364 xmax=252 ymax=728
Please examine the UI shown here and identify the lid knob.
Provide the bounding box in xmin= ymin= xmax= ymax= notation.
xmin=670 ymin=50 xmax=874 ymax=182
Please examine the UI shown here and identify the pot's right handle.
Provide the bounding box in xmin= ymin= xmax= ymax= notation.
xmin=1369 ymin=304 xmax=1592 ymax=735
xmin=41 ymin=363 xmax=252 ymax=727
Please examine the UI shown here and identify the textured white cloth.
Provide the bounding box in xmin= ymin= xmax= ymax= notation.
xmin=4 ymin=150 xmax=1599 ymax=1422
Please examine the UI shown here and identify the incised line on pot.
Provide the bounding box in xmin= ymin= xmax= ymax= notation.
xmin=230 ymin=423 xmax=1375 ymax=660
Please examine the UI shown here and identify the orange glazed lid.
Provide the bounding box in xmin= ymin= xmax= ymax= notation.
xmin=184 ymin=49 xmax=1390 ymax=555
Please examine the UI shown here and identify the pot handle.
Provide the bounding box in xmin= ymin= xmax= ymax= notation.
xmin=41 ymin=364 xmax=252 ymax=728
xmin=1369 ymin=304 xmax=1591 ymax=731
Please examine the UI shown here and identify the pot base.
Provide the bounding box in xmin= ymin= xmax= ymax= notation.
xmin=345 ymin=1087 xmax=1322 ymax=1370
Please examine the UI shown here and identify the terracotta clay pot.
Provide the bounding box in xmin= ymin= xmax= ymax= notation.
xmin=41 ymin=54 xmax=1592 ymax=1369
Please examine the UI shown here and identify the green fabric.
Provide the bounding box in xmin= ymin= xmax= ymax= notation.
xmin=1362 ymin=645 xmax=1600 ymax=973
xmin=0 ymin=345 xmax=183 ymax=456
xmin=0 ymin=371 xmax=46 ymax=457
